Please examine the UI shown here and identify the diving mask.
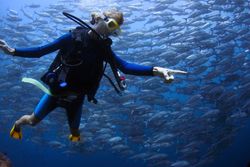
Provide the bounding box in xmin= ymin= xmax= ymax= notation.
xmin=103 ymin=17 xmax=121 ymax=36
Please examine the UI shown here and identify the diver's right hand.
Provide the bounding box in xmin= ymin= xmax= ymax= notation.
xmin=153 ymin=66 xmax=187 ymax=83
xmin=0 ymin=39 xmax=15 ymax=55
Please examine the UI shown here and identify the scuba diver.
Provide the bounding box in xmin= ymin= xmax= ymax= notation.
xmin=0 ymin=9 xmax=187 ymax=142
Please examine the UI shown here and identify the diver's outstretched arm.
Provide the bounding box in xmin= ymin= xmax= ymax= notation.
xmin=0 ymin=33 xmax=71 ymax=58
xmin=111 ymin=50 xmax=154 ymax=76
xmin=111 ymin=51 xmax=187 ymax=82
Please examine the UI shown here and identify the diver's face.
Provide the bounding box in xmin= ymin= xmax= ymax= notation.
xmin=93 ymin=19 xmax=111 ymax=37
xmin=91 ymin=13 xmax=121 ymax=38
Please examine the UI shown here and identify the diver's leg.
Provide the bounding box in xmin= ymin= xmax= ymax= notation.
xmin=66 ymin=104 xmax=83 ymax=141
xmin=16 ymin=94 xmax=58 ymax=128
xmin=14 ymin=113 xmax=40 ymax=129
xmin=10 ymin=94 xmax=57 ymax=139
xmin=66 ymin=96 xmax=84 ymax=142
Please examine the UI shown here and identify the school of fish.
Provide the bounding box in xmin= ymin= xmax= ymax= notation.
xmin=0 ymin=0 xmax=249 ymax=166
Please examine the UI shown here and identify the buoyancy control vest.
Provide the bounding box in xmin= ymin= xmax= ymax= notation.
xmin=41 ymin=27 xmax=126 ymax=104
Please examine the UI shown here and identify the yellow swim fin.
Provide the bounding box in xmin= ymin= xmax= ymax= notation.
xmin=69 ymin=134 xmax=80 ymax=142
xmin=10 ymin=125 xmax=22 ymax=140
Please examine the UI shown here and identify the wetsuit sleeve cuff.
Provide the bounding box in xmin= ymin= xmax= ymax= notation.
xmin=12 ymin=49 xmax=17 ymax=56
xmin=150 ymin=66 xmax=155 ymax=76
xmin=13 ymin=48 xmax=22 ymax=57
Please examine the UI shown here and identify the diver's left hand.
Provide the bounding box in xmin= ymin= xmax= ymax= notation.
xmin=0 ymin=39 xmax=15 ymax=55
xmin=153 ymin=66 xmax=187 ymax=83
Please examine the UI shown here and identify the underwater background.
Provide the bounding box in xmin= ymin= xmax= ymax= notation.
xmin=0 ymin=0 xmax=250 ymax=166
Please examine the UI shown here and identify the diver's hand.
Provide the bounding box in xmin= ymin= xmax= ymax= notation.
xmin=0 ymin=39 xmax=15 ymax=55
xmin=153 ymin=66 xmax=187 ymax=83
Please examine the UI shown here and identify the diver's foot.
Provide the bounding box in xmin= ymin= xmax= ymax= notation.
xmin=10 ymin=124 xmax=22 ymax=140
xmin=69 ymin=134 xmax=80 ymax=142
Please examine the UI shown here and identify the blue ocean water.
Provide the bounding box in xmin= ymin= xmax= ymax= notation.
xmin=0 ymin=0 xmax=250 ymax=167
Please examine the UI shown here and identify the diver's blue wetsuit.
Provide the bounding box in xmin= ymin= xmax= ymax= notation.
xmin=14 ymin=31 xmax=154 ymax=130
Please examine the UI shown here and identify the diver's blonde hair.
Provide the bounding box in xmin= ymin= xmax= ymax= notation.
xmin=103 ymin=9 xmax=124 ymax=26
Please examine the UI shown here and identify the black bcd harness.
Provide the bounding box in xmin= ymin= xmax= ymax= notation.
xmin=41 ymin=27 xmax=126 ymax=104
